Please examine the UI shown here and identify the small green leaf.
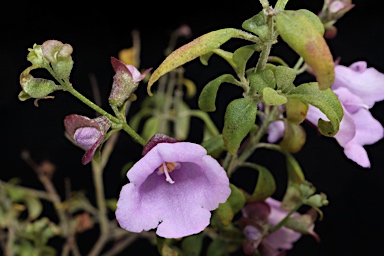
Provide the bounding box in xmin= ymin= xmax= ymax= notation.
xmin=181 ymin=233 xmax=204 ymax=256
xmin=215 ymin=184 xmax=246 ymax=226
xmin=206 ymin=238 xmax=229 ymax=256
xmin=242 ymin=10 xmax=269 ymax=39
xmin=25 ymin=196 xmax=43 ymax=220
xmin=286 ymin=82 xmax=343 ymax=136
xmin=262 ymin=87 xmax=287 ymax=106
xmin=248 ymin=68 xmax=276 ymax=94
xmin=275 ymin=10 xmax=334 ymax=90
xmin=142 ymin=116 xmax=161 ymax=141
xmin=198 ymin=74 xmax=242 ymax=112
xmin=148 ymin=28 xmax=256 ymax=95
xmin=201 ymin=134 xmax=225 ymax=157
xmin=232 ymin=44 xmax=259 ymax=76
xmin=281 ymin=151 xmax=305 ymax=210
xmin=245 ymin=163 xmax=276 ymax=202
xmin=222 ymin=98 xmax=258 ymax=155
xmin=274 ymin=65 xmax=296 ymax=92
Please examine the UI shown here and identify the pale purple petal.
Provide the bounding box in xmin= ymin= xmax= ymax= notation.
xmin=351 ymin=108 xmax=384 ymax=146
xmin=116 ymin=141 xmax=231 ymax=238
xmin=329 ymin=1 xmax=345 ymax=13
xmin=264 ymin=198 xmax=301 ymax=250
xmin=333 ymin=108 xmax=356 ymax=147
xmin=343 ymin=143 xmax=371 ymax=168
xmin=332 ymin=62 xmax=384 ymax=107
xmin=126 ymin=65 xmax=152 ymax=83
xmin=74 ymin=127 xmax=100 ymax=150
xmin=341 ymin=108 xmax=384 ymax=168
xmin=267 ymin=120 xmax=285 ymax=143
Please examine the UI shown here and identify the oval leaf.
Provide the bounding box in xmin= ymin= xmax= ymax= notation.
xmin=198 ymin=74 xmax=241 ymax=112
xmin=275 ymin=10 xmax=334 ymax=90
xmin=222 ymin=98 xmax=258 ymax=155
xmin=286 ymin=82 xmax=343 ymax=136
xmin=147 ymin=28 xmax=254 ymax=95
xmin=245 ymin=163 xmax=276 ymax=202
xmin=262 ymin=87 xmax=287 ymax=106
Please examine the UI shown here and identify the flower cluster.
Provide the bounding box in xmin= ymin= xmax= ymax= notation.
xmin=267 ymin=61 xmax=384 ymax=168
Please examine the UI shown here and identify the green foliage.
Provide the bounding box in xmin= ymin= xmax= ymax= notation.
xmin=242 ymin=10 xmax=269 ymax=39
xmin=222 ymin=98 xmax=258 ymax=155
xmin=275 ymin=10 xmax=335 ymax=90
xmin=147 ymin=28 xmax=258 ymax=95
xmin=214 ymin=184 xmax=246 ymax=226
xmin=286 ymin=82 xmax=343 ymax=136
xmin=198 ymin=74 xmax=242 ymax=112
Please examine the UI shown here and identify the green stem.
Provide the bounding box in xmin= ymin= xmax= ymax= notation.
xmin=227 ymin=106 xmax=279 ymax=175
xmin=269 ymin=202 xmax=302 ymax=233
xmin=275 ymin=0 xmax=289 ymax=11
xmin=88 ymin=162 xmax=109 ymax=256
xmin=259 ymin=0 xmax=270 ymax=9
xmin=255 ymin=14 xmax=275 ymax=72
xmin=65 ymin=87 xmax=146 ymax=146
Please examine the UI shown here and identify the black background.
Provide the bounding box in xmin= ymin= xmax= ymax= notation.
xmin=2 ymin=0 xmax=384 ymax=255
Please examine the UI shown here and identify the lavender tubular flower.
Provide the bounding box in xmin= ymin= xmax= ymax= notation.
xmin=115 ymin=135 xmax=231 ymax=238
xmin=64 ymin=114 xmax=111 ymax=165
xmin=241 ymin=198 xmax=316 ymax=256
xmin=306 ymin=61 xmax=384 ymax=168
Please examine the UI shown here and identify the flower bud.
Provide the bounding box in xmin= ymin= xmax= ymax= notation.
xmin=64 ymin=114 xmax=111 ymax=165
xmin=108 ymin=57 xmax=152 ymax=107
xmin=41 ymin=40 xmax=74 ymax=80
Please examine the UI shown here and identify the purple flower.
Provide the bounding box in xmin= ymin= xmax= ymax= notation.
xmin=306 ymin=61 xmax=384 ymax=168
xmin=240 ymin=198 xmax=303 ymax=256
xmin=64 ymin=114 xmax=111 ymax=165
xmin=115 ymin=134 xmax=231 ymax=238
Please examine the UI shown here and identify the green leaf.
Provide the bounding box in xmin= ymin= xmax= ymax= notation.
xmin=142 ymin=116 xmax=161 ymax=141
xmin=248 ymin=68 xmax=276 ymax=94
xmin=245 ymin=163 xmax=276 ymax=202
xmin=286 ymin=82 xmax=343 ymax=136
xmin=201 ymin=134 xmax=225 ymax=157
xmin=215 ymin=184 xmax=246 ymax=226
xmin=198 ymin=74 xmax=242 ymax=112
xmin=242 ymin=10 xmax=269 ymax=39
xmin=296 ymin=9 xmax=325 ymax=35
xmin=181 ymin=233 xmax=204 ymax=256
xmin=281 ymin=151 xmax=305 ymax=210
xmin=232 ymin=44 xmax=259 ymax=76
xmin=222 ymin=98 xmax=258 ymax=155
xmin=206 ymin=238 xmax=229 ymax=256
xmin=157 ymin=236 xmax=179 ymax=256
xmin=273 ymin=65 xmax=296 ymax=92
xmin=275 ymin=10 xmax=334 ymax=90
xmin=25 ymin=196 xmax=43 ymax=220
xmin=262 ymin=87 xmax=287 ymax=106
xmin=147 ymin=28 xmax=256 ymax=95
